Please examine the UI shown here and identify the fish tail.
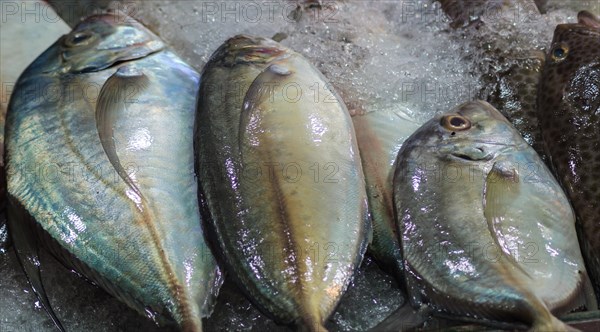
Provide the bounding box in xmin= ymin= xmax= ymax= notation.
xmin=295 ymin=322 xmax=329 ymax=332
xmin=175 ymin=291 xmax=205 ymax=332
xmin=295 ymin=312 xmax=328 ymax=332
xmin=530 ymin=316 xmax=579 ymax=332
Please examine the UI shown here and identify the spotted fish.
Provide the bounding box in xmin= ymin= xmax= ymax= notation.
xmin=195 ymin=35 xmax=370 ymax=331
xmin=394 ymin=100 xmax=592 ymax=330
xmin=5 ymin=12 xmax=222 ymax=331
xmin=537 ymin=10 xmax=600 ymax=305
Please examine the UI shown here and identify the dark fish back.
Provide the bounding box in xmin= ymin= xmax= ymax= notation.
xmin=538 ymin=17 xmax=600 ymax=305
xmin=485 ymin=54 xmax=548 ymax=161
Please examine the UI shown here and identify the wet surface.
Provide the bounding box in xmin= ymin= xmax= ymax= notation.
xmin=2 ymin=0 xmax=600 ymax=331
xmin=0 ymin=249 xmax=403 ymax=331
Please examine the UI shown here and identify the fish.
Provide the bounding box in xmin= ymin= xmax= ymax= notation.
xmin=351 ymin=109 xmax=431 ymax=331
xmin=438 ymin=0 xmax=541 ymax=27
xmin=5 ymin=11 xmax=222 ymax=331
xmin=483 ymin=51 xmax=547 ymax=162
xmin=393 ymin=100 xmax=593 ymax=330
xmin=195 ymin=35 xmax=370 ymax=331
xmin=537 ymin=10 xmax=600 ymax=306
xmin=438 ymin=0 xmax=549 ymax=162
xmin=351 ymin=109 xmax=421 ymax=282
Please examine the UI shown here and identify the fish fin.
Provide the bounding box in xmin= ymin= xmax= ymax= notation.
xmin=578 ymin=11 xmax=600 ymax=29
xmin=6 ymin=196 xmax=65 ymax=332
xmin=483 ymin=162 xmax=531 ymax=277
xmin=239 ymin=62 xmax=292 ymax=157
xmin=243 ymin=63 xmax=292 ymax=109
xmin=96 ymin=66 xmax=149 ymax=200
xmin=370 ymin=303 xmax=430 ymax=332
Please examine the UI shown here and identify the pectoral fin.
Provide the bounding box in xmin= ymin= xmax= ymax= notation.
xmin=6 ymin=196 xmax=64 ymax=332
xmin=483 ymin=161 xmax=530 ymax=277
xmin=578 ymin=10 xmax=600 ymax=29
xmin=96 ymin=66 xmax=149 ymax=200
xmin=239 ymin=63 xmax=292 ymax=154
xmin=241 ymin=63 xmax=292 ymax=113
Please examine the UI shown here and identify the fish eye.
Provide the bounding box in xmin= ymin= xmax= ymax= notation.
xmin=551 ymin=44 xmax=569 ymax=62
xmin=65 ymin=30 xmax=95 ymax=47
xmin=441 ymin=114 xmax=471 ymax=132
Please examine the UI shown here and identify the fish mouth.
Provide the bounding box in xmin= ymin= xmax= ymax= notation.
xmin=449 ymin=148 xmax=492 ymax=162
xmin=61 ymin=11 xmax=165 ymax=73
xmin=443 ymin=142 xmax=522 ymax=162
xmin=62 ymin=44 xmax=164 ymax=74
xmin=450 ymin=152 xmax=488 ymax=161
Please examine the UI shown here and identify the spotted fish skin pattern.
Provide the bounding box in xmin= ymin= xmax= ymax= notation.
xmin=537 ymin=11 xmax=600 ymax=304
xmin=6 ymin=13 xmax=222 ymax=330
xmin=484 ymin=53 xmax=548 ymax=161
xmin=195 ymin=35 xmax=370 ymax=331
xmin=394 ymin=100 xmax=588 ymax=330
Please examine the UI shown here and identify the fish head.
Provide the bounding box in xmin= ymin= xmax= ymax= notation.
xmin=208 ymin=34 xmax=288 ymax=68
xmin=59 ymin=10 xmax=164 ymax=73
xmin=540 ymin=11 xmax=600 ymax=119
xmin=408 ymin=100 xmax=524 ymax=163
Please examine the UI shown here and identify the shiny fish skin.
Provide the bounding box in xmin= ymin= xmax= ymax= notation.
xmin=394 ymin=100 xmax=589 ymax=330
xmin=6 ymin=12 xmax=221 ymax=331
xmin=537 ymin=10 xmax=600 ymax=306
xmin=195 ymin=35 xmax=370 ymax=331
xmin=352 ymin=109 xmax=421 ymax=283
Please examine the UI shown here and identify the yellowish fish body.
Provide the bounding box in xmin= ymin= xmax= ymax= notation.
xmin=195 ymin=35 xmax=370 ymax=331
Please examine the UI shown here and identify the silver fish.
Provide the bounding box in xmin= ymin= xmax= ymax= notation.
xmin=393 ymin=100 xmax=592 ymax=330
xmin=6 ymin=12 xmax=221 ymax=331
xmin=195 ymin=35 xmax=370 ymax=331
xmin=352 ymin=109 xmax=421 ymax=282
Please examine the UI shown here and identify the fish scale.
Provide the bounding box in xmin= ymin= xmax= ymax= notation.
xmin=394 ymin=100 xmax=590 ymax=330
xmin=5 ymin=12 xmax=222 ymax=331
xmin=195 ymin=35 xmax=370 ymax=331
xmin=538 ymin=11 xmax=600 ymax=306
